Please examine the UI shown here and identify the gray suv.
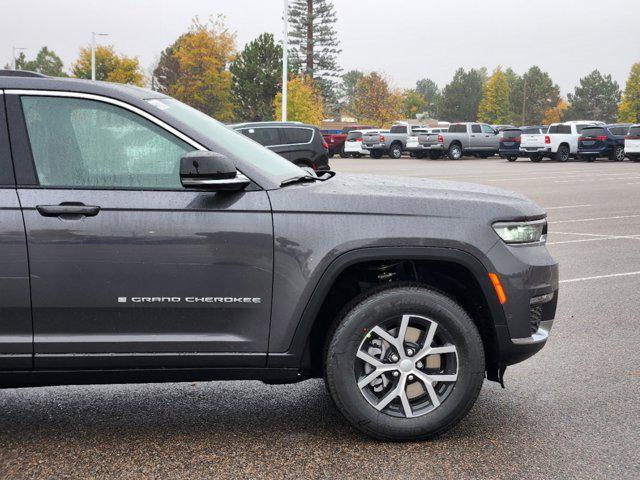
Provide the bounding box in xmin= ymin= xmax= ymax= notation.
xmin=0 ymin=72 xmax=558 ymax=441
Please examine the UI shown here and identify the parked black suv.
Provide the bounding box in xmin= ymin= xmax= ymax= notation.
xmin=0 ymin=72 xmax=558 ymax=441
xmin=577 ymin=124 xmax=631 ymax=162
xmin=231 ymin=121 xmax=330 ymax=172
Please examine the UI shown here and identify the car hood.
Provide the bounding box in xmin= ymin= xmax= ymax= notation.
xmin=269 ymin=173 xmax=545 ymax=222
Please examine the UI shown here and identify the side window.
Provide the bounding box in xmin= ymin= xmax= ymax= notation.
xmin=471 ymin=124 xmax=482 ymax=134
xmin=282 ymin=127 xmax=313 ymax=144
xmin=481 ymin=124 xmax=495 ymax=134
xmin=243 ymin=127 xmax=281 ymax=146
xmin=21 ymin=96 xmax=193 ymax=189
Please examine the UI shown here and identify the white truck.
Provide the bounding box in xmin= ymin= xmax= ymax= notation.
xmin=520 ymin=121 xmax=601 ymax=162
xmin=625 ymin=124 xmax=640 ymax=162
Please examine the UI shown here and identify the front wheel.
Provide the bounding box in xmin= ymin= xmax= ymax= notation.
xmin=324 ymin=286 xmax=485 ymax=441
xmin=448 ymin=144 xmax=462 ymax=160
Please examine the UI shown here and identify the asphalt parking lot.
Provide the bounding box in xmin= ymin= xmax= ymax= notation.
xmin=1 ymin=157 xmax=639 ymax=479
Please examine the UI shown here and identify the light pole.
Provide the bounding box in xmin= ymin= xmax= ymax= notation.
xmin=91 ymin=32 xmax=109 ymax=81
xmin=12 ymin=46 xmax=27 ymax=70
xmin=282 ymin=0 xmax=289 ymax=122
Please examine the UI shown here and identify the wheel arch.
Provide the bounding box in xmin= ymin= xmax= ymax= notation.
xmin=268 ymin=247 xmax=506 ymax=376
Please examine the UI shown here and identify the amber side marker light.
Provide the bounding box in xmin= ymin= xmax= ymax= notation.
xmin=488 ymin=273 xmax=507 ymax=304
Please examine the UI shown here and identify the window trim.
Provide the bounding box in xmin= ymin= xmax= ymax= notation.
xmin=236 ymin=125 xmax=315 ymax=147
xmin=6 ymin=89 xmax=251 ymax=190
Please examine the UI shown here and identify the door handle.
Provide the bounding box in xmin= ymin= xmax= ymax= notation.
xmin=36 ymin=202 xmax=101 ymax=219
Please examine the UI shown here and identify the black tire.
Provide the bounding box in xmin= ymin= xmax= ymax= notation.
xmin=555 ymin=144 xmax=570 ymax=162
xmin=353 ymin=153 xmax=362 ymax=158
xmin=631 ymin=155 xmax=640 ymax=162
xmin=370 ymin=149 xmax=383 ymax=159
xmin=389 ymin=143 xmax=403 ymax=159
xmin=414 ymin=151 xmax=426 ymax=159
xmin=507 ymin=155 xmax=518 ymax=162
xmin=339 ymin=146 xmax=349 ymax=159
xmin=324 ymin=286 xmax=485 ymax=441
xmin=610 ymin=146 xmax=625 ymax=162
xmin=448 ymin=143 xmax=463 ymax=160
xmin=429 ymin=151 xmax=443 ymax=160
xmin=530 ymin=153 xmax=542 ymax=162
xmin=328 ymin=151 xmax=335 ymax=159
xmin=584 ymin=156 xmax=595 ymax=162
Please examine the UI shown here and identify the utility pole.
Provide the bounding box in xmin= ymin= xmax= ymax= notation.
xmin=282 ymin=0 xmax=289 ymax=122
xmin=521 ymin=76 xmax=527 ymax=126
xmin=91 ymin=32 xmax=109 ymax=81
xmin=12 ymin=46 xmax=27 ymax=70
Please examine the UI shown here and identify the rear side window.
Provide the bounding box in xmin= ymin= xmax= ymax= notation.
xmin=282 ymin=127 xmax=313 ymax=144
xmin=390 ymin=125 xmax=407 ymax=134
xmin=503 ymin=129 xmax=522 ymax=138
xmin=522 ymin=127 xmax=541 ymax=134
xmin=581 ymin=127 xmax=606 ymax=137
xmin=629 ymin=126 xmax=640 ymax=136
xmin=347 ymin=131 xmax=362 ymax=141
xmin=21 ymin=96 xmax=193 ymax=189
xmin=449 ymin=124 xmax=467 ymax=133
xmin=609 ymin=126 xmax=629 ymax=136
xmin=471 ymin=124 xmax=482 ymax=134
xmin=242 ymin=127 xmax=281 ymax=146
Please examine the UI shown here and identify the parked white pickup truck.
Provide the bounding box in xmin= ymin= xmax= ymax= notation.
xmin=520 ymin=121 xmax=601 ymax=162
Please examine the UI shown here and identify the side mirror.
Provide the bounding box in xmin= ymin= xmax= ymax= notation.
xmin=180 ymin=151 xmax=250 ymax=191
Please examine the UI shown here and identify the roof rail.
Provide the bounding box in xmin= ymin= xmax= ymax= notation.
xmin=0 ymin=70 xmax=48 ymax=78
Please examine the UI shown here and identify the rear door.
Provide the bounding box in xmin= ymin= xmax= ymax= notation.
xmin=6 ymin=91 xmax=274 ymax=370
xmin=0 ymin=91 xmax=32 ymax=370
xmin=280 ymin=127 xmax=316 ymax=164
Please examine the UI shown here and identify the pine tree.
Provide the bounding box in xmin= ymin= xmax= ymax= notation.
xmin=439 ymin=68 xmax=485 ymax=122
xmin=565 ymin=70 xmax=621 ymax=123
xmin=618 ymin=62 xmax=640 ymax=123
xmin=478 ymin=68 xmax=511 ymax=124
xmin=511 ymin=66 xmax=560 ymax=125
xmin=288 ymin=0 xmax=341 ymax=114
xmin=415 ymin=78 xmax=441 ymax=118
xmin=230 ymin=33 xmax=282 ymax=121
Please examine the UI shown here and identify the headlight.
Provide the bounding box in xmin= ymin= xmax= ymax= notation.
xmin=492 ymin=219 xmax=547 ymax=244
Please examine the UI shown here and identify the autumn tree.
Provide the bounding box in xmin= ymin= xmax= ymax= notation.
xmin=439 ymin=68 xmax=486 ymax=122
xmin=618 ymin=62 xmax=640 ymax=123
xmin=72 ymin=45 xmax=144 ymax=86
xmin=274 ymin=76 xmax=324 ymax=125
xmin=478 ymin=67 xmax=511 ymax=124
xmin=339 ymin=70 xmax=364 ymax=115
xmin=13 ymin=47 xmax=66 ymax=76
xmin=402 ymin=89 xmax=428 ymax=119
xmin=415 ymin=78 xmax=440 ymax=118
xmin=153 ymin=17 xmax=236 ymax=121
xmin=565 ymin=70 xmax=621 ymax=123
xmin=351 ymin=72 xmax=403 ymax=127
xmin=288 ymin=0 xmax=341 ymax=114
xmin=542 ymin=99 xmax=569 ymax=124
xmin=230 ymin=33 xmax=282 ymax=121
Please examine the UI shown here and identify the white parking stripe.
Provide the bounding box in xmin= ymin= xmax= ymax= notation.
xmin=550 ymin=214 xmax=640 ymax=224
xmin=543 ymin=204 xmax=592 ymax=210
xmin=560 ymin=271 xmax=640 ymax=284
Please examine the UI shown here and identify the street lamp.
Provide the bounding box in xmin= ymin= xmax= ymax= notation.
xmin=91 ymin=32 xmax=109 ymax=81
xmin=12 ymin=46 xmax=27 ymax=70
xmin=282 ymin=0 xmax=289 ymax=122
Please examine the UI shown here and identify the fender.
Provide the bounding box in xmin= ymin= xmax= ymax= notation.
xmin=268 ymin=246 xmax=507 ymax=368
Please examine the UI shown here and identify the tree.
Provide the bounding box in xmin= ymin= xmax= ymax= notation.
xmin=288 ymin=0 xmax=341 ymax=113
xmin=565 ymin=70 xmax=621 ymax=123
xmin=477 ymin=67 xmax=511 ymax=124
xmin=415 ymin=78 xmax=440 ymax=118
xmin=504 ymin=67 xmax=522 ymax=123
xmin=618 ymin=62 xmax=640 ymax=123
xmin=14 ymin=47 xmax=66 ymax=76
xmin=351 ymin=72 xmax=403 ymax=127
xmin=152 ymin=17 xmax=236 ymax=121
xmin=512 ymin=66 xmax=560 ymax=125
xmin=274 ymin=76 xmax=324 ymax=125
xmin=542 ymin=99 xmax=569 ymax=125
xmin=402 ymin=89 xmax=428 ymax=119
xmin=230 ymin=33 xmax=282 ymax=122
xmin=438 ymin=68 xmax=485 ymax=122
xmin=340 ymin=70 xmax=364 ymax=115
xmin=72 ymin=45 xmax=144 ymax=86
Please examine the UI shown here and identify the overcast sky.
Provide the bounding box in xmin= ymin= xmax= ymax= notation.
xmin=2 ymin=0 xmax=639 ymax=94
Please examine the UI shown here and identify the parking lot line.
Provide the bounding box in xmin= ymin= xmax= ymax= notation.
xmin=550 ymin=214 xmax=640 ymax=224
xmin=543 ymin=204 xmax=592 ymax=210
xmin=560 ymin=271 xmax=640 ymax=284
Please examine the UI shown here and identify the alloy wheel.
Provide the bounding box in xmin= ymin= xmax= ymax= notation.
xmin=355 ymin=314 xmax=459 ymax=418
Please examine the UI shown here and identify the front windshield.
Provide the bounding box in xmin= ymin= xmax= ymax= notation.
xmin=148 ymin=98 xmax=304 ymax=180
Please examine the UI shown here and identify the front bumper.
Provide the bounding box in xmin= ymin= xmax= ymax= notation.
xmin=486 ymin=241 xmax=559 ymax=365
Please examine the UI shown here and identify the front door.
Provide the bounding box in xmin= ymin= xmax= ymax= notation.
xmin=8 ymin=92 xmax=273 ymax=370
